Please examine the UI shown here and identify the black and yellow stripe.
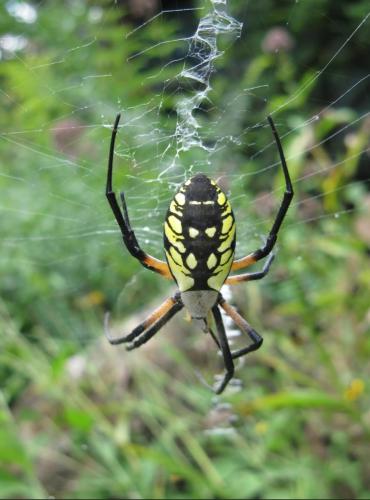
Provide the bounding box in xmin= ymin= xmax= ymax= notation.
xmin=163 ymin=173 xmax=236 ymax=292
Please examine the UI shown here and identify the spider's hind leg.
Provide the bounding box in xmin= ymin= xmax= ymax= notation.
xmin=218 ymin=296 xmax=263 ymax=360
xmin=212 ymin=305 xmax=235 ymax=394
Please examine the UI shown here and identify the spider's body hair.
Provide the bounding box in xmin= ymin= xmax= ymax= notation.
xmin=164 ymin=173 xmax=236 ymax=294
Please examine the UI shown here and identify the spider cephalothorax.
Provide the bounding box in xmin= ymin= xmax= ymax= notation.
xmin=105 ymin=114 xmax=293 ymax=394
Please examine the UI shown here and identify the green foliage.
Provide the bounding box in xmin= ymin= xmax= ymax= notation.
xmin=0 ymin=0 xmax=369 ymax=498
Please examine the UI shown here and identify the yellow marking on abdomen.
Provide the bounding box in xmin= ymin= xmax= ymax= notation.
xmin=220 ymin=249 xmax=233 ymax=265
xmin=208 ymin=271 xmax=228 ymax=291
xmin=186 ymin=253 xmax=197 ymax=269
xmin=189 ymin=200 xmax=215 ymax=205
xmin=221 ymin=215 xmax=234 ymax=234
xmin=222 ymin=201 xmax=232 ymax=217
xmin=217 ymin=192 xmax=226 ymax=205
xmin=218 ymin=224 xmax=235 ymax=253
xmin=207 ymin=250 xmax=234 ymax=291
xmin=175 ymin=193 xmax=186 ymax=205
xmin=189 ymin=227 xmax=199 ymax=238
xmin=168 ymin=215 xmax=182 ymax=234
xmin=207 ymin=253 xmax=217 ymax=269
xmin=170 ymin=246 xmax=183 ymax=266
xmin=165 ymin=250 xmax=194 ymax=292
xmin=205 ymin=227 xmax=216 ymax=238
xmin=164 ymin=222 xmax=186 ymax=253
xmin=170 ymin=200 xmax=182 ymax=217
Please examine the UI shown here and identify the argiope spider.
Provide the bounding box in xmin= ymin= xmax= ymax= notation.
xmin=105 ymin=114 xmax=293 ymax=394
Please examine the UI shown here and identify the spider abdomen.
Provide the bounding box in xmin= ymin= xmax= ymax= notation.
xmin=164 ymin=173 xmax=236 ymax=292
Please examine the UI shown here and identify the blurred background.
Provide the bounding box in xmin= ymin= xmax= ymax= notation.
xmin=0 ymin=0 xmax=369 ymax=498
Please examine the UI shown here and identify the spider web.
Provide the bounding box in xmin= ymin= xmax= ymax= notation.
xmin=1 ymin=0 xmax=369 ymax=353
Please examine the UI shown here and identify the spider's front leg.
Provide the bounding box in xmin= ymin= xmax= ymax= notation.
xmin=229 ymin=116 xmax=293 ymax=277
xmin=106 ymin=113 xmax=172 ymax=279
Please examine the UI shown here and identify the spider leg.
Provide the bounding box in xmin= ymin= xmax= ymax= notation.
xmin=212 ymin=305 xmax=235 ymax=394
xmin=201 ymin=317 xmax=221 ymax=349
xmin=226 ymin=252 xmax=275 ymax=285
xmin=230 ymin=116 xmax=293 ymax=273
xmin=105 ymin=294 xmax=183 ymax=348
xmin=208 ymin=325 xmax=221 ymax=349
xmin=218 ymin=295 xmax=263 ymax=359
xmin=106 ymin=113 xmax=171 ymax=279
